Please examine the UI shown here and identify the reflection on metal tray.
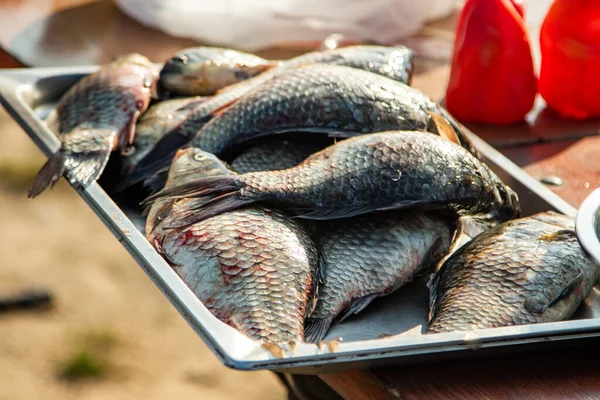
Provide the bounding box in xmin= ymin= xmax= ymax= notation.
xmin=577 ymin=189 xmax=600 ymax=267
xmin=1 ymin=66 xmax=597 ymax=375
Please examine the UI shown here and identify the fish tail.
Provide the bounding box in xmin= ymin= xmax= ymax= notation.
xmin=28 ymin=154 xmax=66 ymax=198
xmin=28 ymin=128 xmax=116 ymax=198
xmin=304 ymin=317 xmax=334 ymax=343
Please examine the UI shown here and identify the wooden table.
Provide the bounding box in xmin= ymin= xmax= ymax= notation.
xmin=2 ymin=1 xmax=600 ymax=398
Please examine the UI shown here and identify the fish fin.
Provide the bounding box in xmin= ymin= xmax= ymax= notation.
xmin=428 ymin=112 xmax=460 ymax=145
xmin=427 ymin=272 xmax=443 ymax=324
xmin=293 ymin=201 xmax=442 ymax=220
xmin=151 ymin=236 xmax=177 ymax=266
xmin=292 ymin=206 xmax=373 ymax=220
xmin=306 ymin=247 xmax=327 ymax=319
xmin=304 ymin=317 xmax=334 ymax=343
xmin=416 ymin=237 xmax=447 ymax=277
xmin=163 ymin=192 xmax=254 ymax=228
xmin=338 ymin=294 xmax=379 ymax=322
xmin=143 ymin=168 xmax=169 ymax=196
xmin=120 ymin=110 xmax=140 ymax=149
xmin=28 ymin=128 xmax=116 ymax=198
xmin=524 ymin=272 xmax=584 ymax=314
xmin=143 ymin=175 xmax=243 ymax=204
xmin=146 ymin=200 xmax=175 ymax=230
xmin=28 ymin=154 xmax=66 ymax=198
xmin=539 ymin=229 xmax=577 ymax=242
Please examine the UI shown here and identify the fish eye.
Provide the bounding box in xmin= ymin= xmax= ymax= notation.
xmin=192 ymin=153 xmax=205 ymax=162
xmin=122 ymin=145 xmax=136 ymax=156
xmin=174 ymin=54 xmax=189 ymax=65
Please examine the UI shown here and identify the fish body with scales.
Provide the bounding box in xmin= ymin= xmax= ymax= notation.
xmin=29 ymin=53 xmax=157 ymax=197
xmin=428 ymin=211 xmax=598 ymax=333
xmin=230 ymin=136 xmax=334 ymax=173
xmin=305 ymin=212 xmax=453 ymax=342
xmin=147 ymin=131 xmax=519 ymax=228
xmin=147 ymin=148 xmax=318 ymax=343
xmin=120 ymin=48 xmax=426 ymax=190
xmin=190 ymin=64 xmax=464 ymax=156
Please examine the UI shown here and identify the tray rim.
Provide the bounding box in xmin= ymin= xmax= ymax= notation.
xmin=2 ymin=65 xmax=596 ymax=374
xmin=577 ymin=188 xmax=600 ymax=266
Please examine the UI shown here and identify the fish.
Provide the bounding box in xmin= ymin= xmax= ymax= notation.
xmin=304 ymin=212 xmax=453 ymax=343
xmin=159 ymin=47 xmax=278 ymax=96
xmin=114 ymin=78 xmax=264 ymax=192
xmin=146 ymin=147 xmax=318 ymax=343
xmin=427 ymin=211 xmax=598 ymax=334
xmin=28 ymin=53 xmax=157 ymax=197
xmin=190 ymin=64 xmax=469 ymax=156
xmin=146 ymin=131 xmax=520 ymax=228
xmin=120 ymin=48 xmax=426 ymax=190
xmin=230 ymin=136 xmax=334 ymax=174
xmin=120 ymin=96 xmax=207 ymax=175
xmin=284 ymin=45 xmax=415 ymax=86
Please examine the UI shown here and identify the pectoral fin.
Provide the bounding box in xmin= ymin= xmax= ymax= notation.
xmin=524 ymin=272 xmax=583 ymax=314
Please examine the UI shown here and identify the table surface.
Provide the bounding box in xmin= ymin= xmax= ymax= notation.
xmin=2 ymin=1 xmax=600 ymax=399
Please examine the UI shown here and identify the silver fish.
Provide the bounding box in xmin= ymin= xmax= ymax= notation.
xmin=428 ymin=211 xmax=598 ymax=333
xmin=230 ymin=136 xmax=334 ymax=174
xmin=29 ymin=53 xmax=157 ymax=197
xmin=146 ymin=131 xmax=519 ymax=228
xmin=190 ymin=64 xmax=466 ymax=156
xmin=159 ymin=47 xmax=277 ymax=96
xmin=305 ymin=212 xmax=453 ymax=342
xmin=147 ymin=148 xmax=318 ymax=343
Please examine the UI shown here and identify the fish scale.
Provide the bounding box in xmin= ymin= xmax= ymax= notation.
xmin=305 ymin=212 xmax=453 ymax=342
xmin=121 ymin=46 xmax=441 ymax=191
xmin=146 ymin=148 xmax=318 ymax=343
xmin=427 ymin=211 xmax=598 ymax=333
xmin=160 ymin=209 xmax=317 ymax=342
xmin=147 ymin=131 xmax=519 ymax=229
xmin=191 ymin=64 xmax=443 ymax=155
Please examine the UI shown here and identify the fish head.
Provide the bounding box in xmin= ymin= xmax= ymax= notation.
xmin=110 ymin=53 xmax=159 ymax=100
xmin=166 ymin=147 xmax=233 ymax=187
xmin=120 ymin=132 xmax=155 ymax=176
xmin=159 ymin=48 xmax=274 ymax=96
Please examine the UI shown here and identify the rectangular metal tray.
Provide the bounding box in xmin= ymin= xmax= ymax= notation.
xmin=2 ymin=66 xmax=599 ymax=374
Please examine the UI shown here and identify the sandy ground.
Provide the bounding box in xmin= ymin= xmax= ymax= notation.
xmin=0 ymin=108 xmax=285 ymax=399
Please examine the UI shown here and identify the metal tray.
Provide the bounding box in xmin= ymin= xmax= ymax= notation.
xmin=1 ymin=66 xmax=599 ymax=375
xmin=577 ymin=189 xmax=600 ymax=266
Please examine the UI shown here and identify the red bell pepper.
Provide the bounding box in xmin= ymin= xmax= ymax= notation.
xmin=539 ymin=0 xmax=600 ymax=119
xmin=445 ymin=0 xmax=537 ymax=125
xmin=509 ymin=0 xmax=525 ymax=18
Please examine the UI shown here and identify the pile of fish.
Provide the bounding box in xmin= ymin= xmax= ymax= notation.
xmin=28 ymin=41 xmax=598 ymax=344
